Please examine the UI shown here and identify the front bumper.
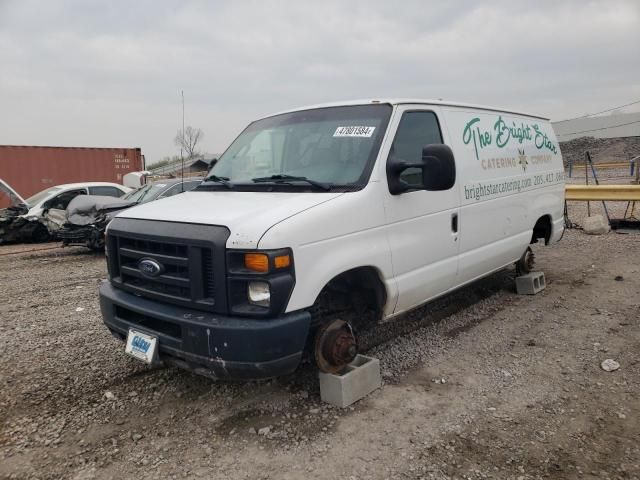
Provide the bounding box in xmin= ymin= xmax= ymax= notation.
xmin=99 ymin=282 xmax=311 ymax=380
xmin=57 ymin=226 xmax=91 ymax=241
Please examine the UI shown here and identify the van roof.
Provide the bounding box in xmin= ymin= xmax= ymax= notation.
xmin=269 ymin=99 xmax=549 ymax=121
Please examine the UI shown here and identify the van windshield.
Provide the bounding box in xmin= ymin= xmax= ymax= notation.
xmin=206 ymin=104 xmax=391 ymax=190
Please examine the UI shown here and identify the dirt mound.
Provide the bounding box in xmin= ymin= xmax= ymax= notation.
xmin=559 ymin=135 xmax=640 ymax=167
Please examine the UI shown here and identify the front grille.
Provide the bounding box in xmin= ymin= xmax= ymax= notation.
xmin=202 ymin=248 xmax=215 ymax=299
xmin=119 ymin=236 xmax=194 ymax=302
xmin=106 ymin=218 xmax=230 ymax=313
xmin=57 ymin=227 xmax=89 ymax=240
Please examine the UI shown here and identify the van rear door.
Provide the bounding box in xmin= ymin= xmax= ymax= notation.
xmin=382 ymin=105 xmax=460 ymax=314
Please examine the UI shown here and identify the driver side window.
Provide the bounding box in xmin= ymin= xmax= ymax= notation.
xmin=47 ymin=189 xmax=87 ymax=210
xmin=389 ymin=111 xmax=443 ymax=186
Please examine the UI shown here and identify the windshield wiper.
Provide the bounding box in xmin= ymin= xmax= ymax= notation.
xmin=251 ymin=174 xmax=332 ymax=191
xmin=203 ymin=175 xmax=233 ymax=189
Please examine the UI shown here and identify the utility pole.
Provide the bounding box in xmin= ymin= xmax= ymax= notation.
xmin=181 ymin=90 xmax=185 ymax=190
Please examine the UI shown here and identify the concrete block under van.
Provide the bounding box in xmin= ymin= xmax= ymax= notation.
xmin=319 ymin=355 xmax=381 ymax=408
xmin=516 ymin=271 xmax=546 ymax=295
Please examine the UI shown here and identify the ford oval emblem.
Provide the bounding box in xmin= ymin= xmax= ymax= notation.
xmin=138 ymin=258 xmax=164 ymax=277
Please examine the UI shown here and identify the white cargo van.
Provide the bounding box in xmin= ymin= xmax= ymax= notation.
xmin=100 ymin=99 xmax=564 ymax=379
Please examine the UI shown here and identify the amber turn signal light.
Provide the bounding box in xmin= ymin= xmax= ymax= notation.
xmin=274 ymin=254 xmax=291 ymax=269
xmin=244 ymin=253 xmax=269 ymax=272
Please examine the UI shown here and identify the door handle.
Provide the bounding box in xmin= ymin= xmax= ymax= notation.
xmin=451 ymin=213 xmax=458 ymax=233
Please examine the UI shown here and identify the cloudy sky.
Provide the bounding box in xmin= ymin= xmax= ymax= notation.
xmin=1 ymin=0 xmax=639 ymax=164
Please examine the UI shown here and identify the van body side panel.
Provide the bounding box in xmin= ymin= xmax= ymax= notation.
xmin=257 ymin=181 xmax=397 ymax=315
xmin=379 ymin=105 xmax=461 ymax=314
xmin=442 ymin=108 xmax=564 ymax=284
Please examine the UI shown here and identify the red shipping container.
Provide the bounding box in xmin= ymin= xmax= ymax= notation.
xmin=0 ymin=146 xmax=144 ymax=207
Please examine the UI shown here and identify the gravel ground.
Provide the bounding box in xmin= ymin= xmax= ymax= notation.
xmin=1 ymin=198 xmax=639 ymax=480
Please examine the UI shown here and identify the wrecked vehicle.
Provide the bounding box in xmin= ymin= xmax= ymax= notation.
xmin=51 ymin=196 xmax=134 ymax=250
xmin=54 ymin=177 xmax=204 ymax=250
xmin=0 ymin=179 xmax=45 ymax=243
xmin=99 ymin=99 xmax=565 ymax=381
xmin=0 ymin=181 xmax=130 ymax=244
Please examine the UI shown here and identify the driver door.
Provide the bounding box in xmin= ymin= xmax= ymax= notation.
xmin=44 ymin=189 xmax=88 ymax=212
xmin=383 ymin=106 xmax=460 ymax=314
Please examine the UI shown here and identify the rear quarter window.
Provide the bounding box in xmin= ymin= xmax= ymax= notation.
xmin=89 ymin=186 xmax=124 ymax=197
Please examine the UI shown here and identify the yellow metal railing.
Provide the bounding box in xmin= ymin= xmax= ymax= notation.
xmin=565 ymin=184 xmax=640 ymax=201
xmin=568 ymin=162 xmax=629 ymax=170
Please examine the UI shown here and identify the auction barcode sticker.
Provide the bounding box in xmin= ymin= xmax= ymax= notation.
xmin=333 ymin=126 xmax=376 ymax=137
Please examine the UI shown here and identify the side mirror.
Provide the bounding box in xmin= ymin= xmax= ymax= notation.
xmin=421 ymin=144 xmax=456 ymax=191
xmin=387 ymin=144 xmax=456 ymax=195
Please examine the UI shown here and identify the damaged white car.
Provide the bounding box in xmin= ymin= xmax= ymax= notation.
xmin=0 ymin=180 xmax=130 ymax=244
xmin=0 ymin=179 xmax=47 ymax=243
xmin=52 ymin=178 xmax=204 ymax=251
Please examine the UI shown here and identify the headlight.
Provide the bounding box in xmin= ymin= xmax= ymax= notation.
xmin=227 ymin=248 xmax=294 ymax=317
xmin=248 ymin=281 xmax=271 ymax=307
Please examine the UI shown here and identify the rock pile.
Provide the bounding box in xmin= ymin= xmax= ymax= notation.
xmin=559 ymin=135 xmax=640 ymax=168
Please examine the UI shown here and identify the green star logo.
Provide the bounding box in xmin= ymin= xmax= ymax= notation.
xmin=518 ymin=148 xmax=528 ymax=172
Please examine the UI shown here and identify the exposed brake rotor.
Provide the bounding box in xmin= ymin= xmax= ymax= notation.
xmin=314 ymin=319 xmax=358 ymax=374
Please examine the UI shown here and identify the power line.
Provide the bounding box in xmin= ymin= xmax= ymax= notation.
xmin=557 ymin=119 xmax=640 ymax=137
xmin=554 ymin=99 xmax=640 ymax=124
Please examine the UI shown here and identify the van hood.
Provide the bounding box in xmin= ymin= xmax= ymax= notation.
xmin=116 ymin=190 xmax=345 ymax=249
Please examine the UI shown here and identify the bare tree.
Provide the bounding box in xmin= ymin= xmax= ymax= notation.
xmin=174 ymin=126 xmax=204 ymax=158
